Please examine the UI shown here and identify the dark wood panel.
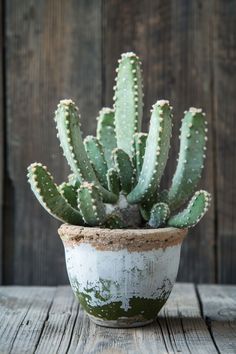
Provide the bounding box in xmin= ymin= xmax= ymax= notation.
xmin=0 ymin=0 xmax=4 ymax=284
xmin=103 ymin=0 xmax=215 ymax=282
xmin=214 ymin=0 xmax=236 ymax=283
xmin=4 ymin=0 xmax=102 ymax=284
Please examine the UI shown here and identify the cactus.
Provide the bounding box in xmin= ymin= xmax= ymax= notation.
xmin=167 ymin=191 xmax=211 ymax=228
xmin=114 ymin=52 xmax=143 ymax=156
xmin=27 ymin=52 xmax=211 ymax=230
xmin=148 ymin=203 xmax=170 ymax=228
xmin=96 ymin=108 xmax=116 ymax=169
xmin=78 ymin=182 xmax=106 ymax=226
xmin=132 ymin=132 xmax=147 ymax=178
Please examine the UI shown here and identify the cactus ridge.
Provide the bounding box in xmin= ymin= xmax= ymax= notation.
xmin=78 ymin=182 xmax=106 ymax=226
xmin=148 ymin=202 xmax=170 ymax=228
xmin=55 ymin=100 xmax=96 ymax=182
xmin=139 ymin=193 xmax=159 ymax=221
xmin=28 ymin=52 xmax=211 ymax=230
xmin=167 ymin=190 xmax=211 ymax=228
xmin=127 ymin=100 xmax=172 ymax=204
xmin=132 ymin=132 xmax=147 ymax=179
xmin=113 ymin=148 xmax=134 ymax=195
xmin=27 ymin=163 xmax=84 ymax=225
xmin=55 ymin=100 xmax=116 ymax=204
xmin=84 ymin=135 xmax=108 ymax=189
xmin=107 ymin=168 xmax=120 ymax=195
xmin=58 ymin=182 xmax=78 ymax=209
xmin=167 ymin=108 xmax=207 ymax=211
xmin=114 ymin=52 xmax=143 ymax=156
xmin=67 ymin=173 xmax=81 ymax=188
xmin=96 ymin=108 xmax=116 ymax=169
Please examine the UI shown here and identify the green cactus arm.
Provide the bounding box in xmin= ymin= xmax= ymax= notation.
xmin=127 ymin=100 xmax=172 ymax=204
xmin=107 ymin=168 xmax=120 ymax=195
xmin=148 ymin=202 xmax=170 ymax=228
xmin=55 ymin=99 xmax=117 ymax=203
xmin=133 ymin=132 xmax=147 ymax=179
xmin=112 ymin=148 xmax=134 ymax=195
xmin=96 ymin=108 xmax=116 ymax=168
xmin=84 ymin=135 xmax=108 ymax=189
xmin=58 ymin=182 xmax=78 ymax=209
xmin=167 ymin=108 xmax=207 ymax=211
xmin=114 ymin=52 xmax=143 ymax=156
xmin=167 ymin=190 xmax=211 ymax=228
xmin=55 ymin=99 xmax=96 ymax=181
xmin=27 ymin=163 xmax=84 ymax=225
xmin=68 ymin=173 xmax=81 ymax=188
xmin=77 ymin=182 xmax=106 ymax=226
xmin=139 ymin=194 xmax=158 ymax=221
xmin=158 ymin=189 xmax=169 ymax=203
xmin=104 ymin=213 xmax=125 ymax=229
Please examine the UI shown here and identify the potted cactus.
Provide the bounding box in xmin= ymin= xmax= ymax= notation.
xmin=27 ymin=52 xmax=211 ymax=328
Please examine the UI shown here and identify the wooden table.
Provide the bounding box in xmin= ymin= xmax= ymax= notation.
xmin=0 ymin=283 xmax=235 ymax=354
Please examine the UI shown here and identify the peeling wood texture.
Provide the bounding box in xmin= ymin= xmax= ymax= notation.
xmin=0 ymin=284 xmax=235 ymax=353
xmin=0 ymin=0 xmax=236 ymax=284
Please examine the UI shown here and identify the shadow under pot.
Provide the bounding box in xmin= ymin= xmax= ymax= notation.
xmin=58 ymin=225 xmax=187 ymax=328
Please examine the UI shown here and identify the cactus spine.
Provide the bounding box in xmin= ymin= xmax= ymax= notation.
xmin=28 ymin=52 xmax=211 ymax=230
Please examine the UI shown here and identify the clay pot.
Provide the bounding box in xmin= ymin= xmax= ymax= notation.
xmin=58 ymin=225 xmax=187 ymax=328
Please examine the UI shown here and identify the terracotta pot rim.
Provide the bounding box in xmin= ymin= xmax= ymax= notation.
xmin=58 ymin=224 xmax=187 ymax=252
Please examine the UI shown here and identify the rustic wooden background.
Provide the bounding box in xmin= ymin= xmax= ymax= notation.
xmin=0 ymin=0 xmax=235 ymax=285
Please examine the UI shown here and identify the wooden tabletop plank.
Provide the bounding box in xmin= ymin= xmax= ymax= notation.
xmin=66 ymin=283 xmax=217 ymax=354
xmin=9 ymin=287 xmax=55 ymax=353
xmin=68 ymin=308 xmax=168 ymax=353
xmin=159 ymin=283 xmax=218 ymax=353
xmin=35 ymin=286 xmax=78 ymax=354
xmin=0 ymin=287 xmax=54 ymax=353
xmin=1 ymin=284 xmax=235 ymax=353
xmin=198 ymin=285 xmax=236 ymax=353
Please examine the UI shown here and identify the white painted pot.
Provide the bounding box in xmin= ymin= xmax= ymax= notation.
xmin=58 ymin=225 xmax=187 ymax=328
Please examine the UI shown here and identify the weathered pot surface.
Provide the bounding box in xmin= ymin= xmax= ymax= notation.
xmin=58 ymin=225 xmax=187 ymax=328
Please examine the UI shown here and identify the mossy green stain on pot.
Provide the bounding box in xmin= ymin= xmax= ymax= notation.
xmin=76 ymin=290 xmax=169 ymax=321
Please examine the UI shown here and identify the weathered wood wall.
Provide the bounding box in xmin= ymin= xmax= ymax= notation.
xmin=0 ymin=0 xmax=235 ymax=285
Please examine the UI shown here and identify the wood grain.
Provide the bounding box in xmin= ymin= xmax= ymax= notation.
xmin=159 ymin=283 xmax=218 ymax=353
xmin=35 ymin=286 xmax=78 ymax=354
xmin=66 ymin=283 xmax=217 ymax=353
xmin=198 ymin=285 xmax=236 ymax=353
xmin=0 ymin=286 xmax=54 ymax=353
xmin=103 ymin=0 xmax=215 ymax=282
xmin=213 ymin=0 xmax=236 ymax=284
xmin=4 ymin=0 xmax=102 ymax=284
xmin=0 ymin=284 xmax=224 ymax=353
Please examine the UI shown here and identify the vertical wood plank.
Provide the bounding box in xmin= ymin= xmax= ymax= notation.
xmin=0 ymin=0 xmax=4 ymax=284
xmin=35 ymin=286 xmax=77 ymax=354
xmin=198 ymin=285 xmax=236 ymax=353
xmin=103 ymin=0 xmax=215 ymax=282
xmin=159 ymin=283 xmax=218 ymax=353
xmin=4 ymin=0 xmax=102 ymax=284
xmin=0 ymin=286 xmax=55 ymax=353
xmin=214 ymin=0 xmax=236 ymax=283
